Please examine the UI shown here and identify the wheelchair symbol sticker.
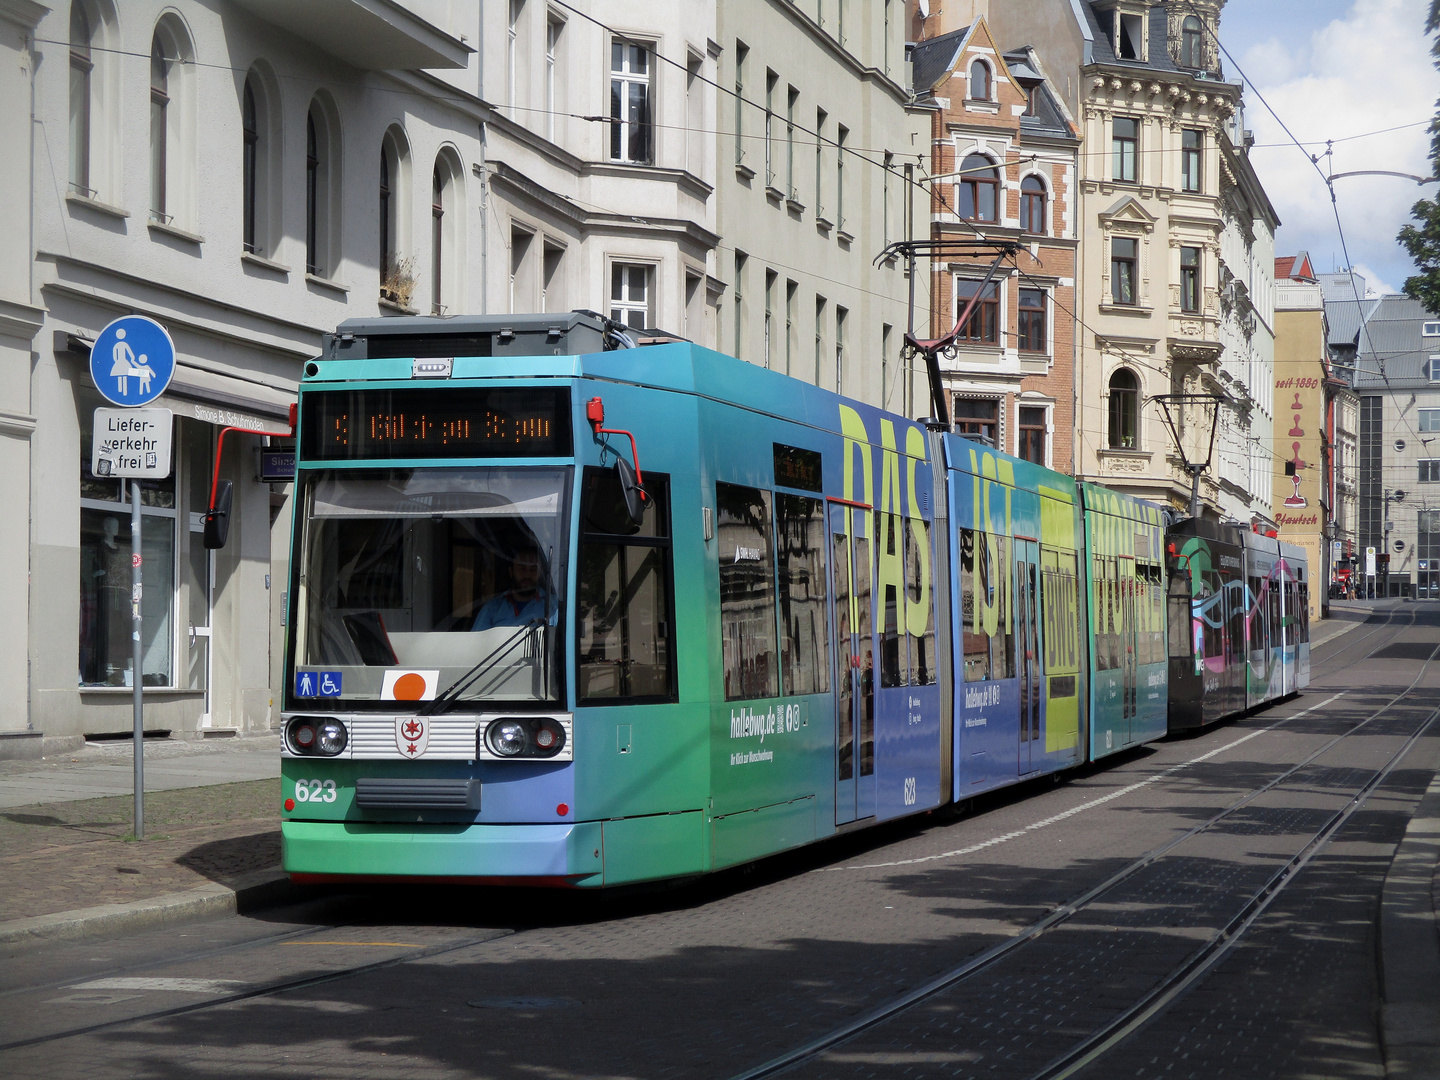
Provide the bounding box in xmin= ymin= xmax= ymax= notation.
xmin=318 ymin=671 xmax=343 ymax=697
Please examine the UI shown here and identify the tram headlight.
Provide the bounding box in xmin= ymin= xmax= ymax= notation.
xmin=487 ymin=718 xmax=529 ymax=757
xmin=316 ymin=720 xmax=349 ymax=756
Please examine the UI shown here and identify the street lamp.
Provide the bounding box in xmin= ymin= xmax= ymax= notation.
xmin=1150 ymin=392 xmax=1226 ymax=519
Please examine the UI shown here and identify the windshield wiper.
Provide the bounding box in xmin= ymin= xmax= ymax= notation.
xmin=417 ymin=622 xmax=546 ymax=716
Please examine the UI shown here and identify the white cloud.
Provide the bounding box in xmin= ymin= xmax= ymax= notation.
xmin=1349 ymin=262 xmax=1400 ymax=296
xmin=1233 ymin=0 xmax=1438 ymax=285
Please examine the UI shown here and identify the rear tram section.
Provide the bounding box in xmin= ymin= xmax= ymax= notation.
xmin=1165 ymin=519 xmax=1311 ymax=732
xmin=275 ymin=312 xmax=1308 ymax=888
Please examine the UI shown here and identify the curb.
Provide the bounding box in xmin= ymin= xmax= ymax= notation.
xmin=1381 ymin=743 xmax=1440 ymax=1079
xmin=0 ymin=867 xmax=306 ymax=954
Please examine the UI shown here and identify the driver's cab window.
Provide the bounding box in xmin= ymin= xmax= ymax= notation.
xmin=576 ymin=466 xmax=675 ymax=702
xmin=292 ymin=467 xmax=569 ymax=706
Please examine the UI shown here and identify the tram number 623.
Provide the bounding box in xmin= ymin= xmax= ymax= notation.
xmin=902 ymin=777 xmax=917 ymax=806
xmin=294 ymin=779 xmax=338 ymax=803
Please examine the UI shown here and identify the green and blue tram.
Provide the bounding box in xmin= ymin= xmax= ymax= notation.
xmin=272 ymin=311 xmax=1300 ymax=887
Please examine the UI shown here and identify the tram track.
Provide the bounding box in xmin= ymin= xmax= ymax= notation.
xmin=728 ymin=616 xmax=1440 ymax=1080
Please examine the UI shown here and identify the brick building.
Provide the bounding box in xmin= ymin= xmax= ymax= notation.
xmin=910 ymin=16 xmax=1080 ymax=470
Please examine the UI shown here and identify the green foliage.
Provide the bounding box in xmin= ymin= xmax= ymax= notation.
xmin=1398 ymin=2 xmax=1440 ymax=306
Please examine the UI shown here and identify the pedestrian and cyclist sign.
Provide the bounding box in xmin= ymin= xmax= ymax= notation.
xmin=90 ymin=315 xmax=176 ymax=407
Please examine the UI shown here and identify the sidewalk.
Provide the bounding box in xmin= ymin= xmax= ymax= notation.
xmin=0 ymin=735 xmax=294 ymax=951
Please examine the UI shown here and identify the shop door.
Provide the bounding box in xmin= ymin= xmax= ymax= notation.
xmin=829 ymin=502 xmax=875 ymax=824
xmin=1016 ymin=540 xmax=1042 ymax=774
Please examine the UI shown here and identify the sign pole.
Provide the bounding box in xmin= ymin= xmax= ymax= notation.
xmin=132 ymin=479 xmax=144 ymax=839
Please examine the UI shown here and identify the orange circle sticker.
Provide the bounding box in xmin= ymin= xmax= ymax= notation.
xmin=393 ymin=672 xmax=426 ymax=700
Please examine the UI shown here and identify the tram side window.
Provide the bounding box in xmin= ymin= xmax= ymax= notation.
xmin=960 ymin=529 xmax=991 ymax=682
xmin=1201 ymin=568 xmax=1222 ymax=664
xmin=1298 ymin=581 xmax=1310 ymax=643
xmin=1268 ymin=578 xmax=1281 ymax=651
xmin=1145 ymin=563 xmax=1165 ymax=664
xmin=992 ymin=534 xmax=1015 ymax=680
xmin=777 ymin=494 xmax=830 ymax=696
xmin=905 ymin=517 xmax=937 ymax=685
xmin=576 ymin=468 xmax=675 ymax=702
xmin=1167 ymin=564 xmax=1192 ymax=660
xmin=878 ymin=510 xmax=907 ymax=688
xmin=1226 ymin=574 xmax=1245 ymax=665
xmin=1247 ymin=576 xmax=1263 ymax=654
xmin=717 ymin=482 xmax=779 ymax=700
xmin=1041 ymin=548 xmax=1080 ymax=686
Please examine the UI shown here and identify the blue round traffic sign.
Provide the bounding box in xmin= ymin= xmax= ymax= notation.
xmin=90 ymin=315 xmax=176 ymax=407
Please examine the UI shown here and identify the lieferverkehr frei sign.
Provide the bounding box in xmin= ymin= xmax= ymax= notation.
xmin=92 ymin=408 xmax=173 ymax=479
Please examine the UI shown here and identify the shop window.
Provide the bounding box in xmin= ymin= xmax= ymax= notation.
xmin=717 ymin=482 xmax=778 ymax=700
xmin=79 ymin=423 xmax=177 ymax=688
xmin=576 ymin=468 xmax=674 ymax=702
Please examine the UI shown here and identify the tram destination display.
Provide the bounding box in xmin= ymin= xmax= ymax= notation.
xmin=301 ymin=387 xmax=572 ymax=459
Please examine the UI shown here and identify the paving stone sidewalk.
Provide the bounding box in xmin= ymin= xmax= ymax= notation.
xmin=0 ymin=778 xmax=281 ymax=923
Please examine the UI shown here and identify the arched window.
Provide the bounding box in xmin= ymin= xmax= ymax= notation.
xmin=305 ymin=95 xmax=341 ymax=278
xmin=431 ymin=151 xmax=464 ymax=315
xmin=69 ymin=4 xmax=93 ymax=196
xmin=240 ymin=66 xmax=280 ymax=259
xmin=242 ymin=82 xmax=257 ymax=251
xmin=149 ymin=33 xmax=169 ymax=220
xmin=378 ymin=127 xmax=412 ymax=304
xmin=1108 ymin=369 xmax=1140 ymax=449
xmin=1181 ymin=16 xmax=1203 ymax=69
xmin=149 ymin=16 xmax=195 ymax=229
xmin=1020 ymin=175 xmax=1046 ymax=234
xmin=969 ymin=59 xmax=991 ymax=101
xmin=958 ymin=154 xmax=999 ymax=222
xmin=431 ymin=164 xmax=445 ymax=314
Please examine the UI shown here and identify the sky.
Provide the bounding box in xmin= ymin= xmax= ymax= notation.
xmin=1218 ymin=0 xmax=1438 ymax=296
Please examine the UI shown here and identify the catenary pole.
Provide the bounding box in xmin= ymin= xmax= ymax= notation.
xmin=132 ymin=478 xmax=144 ymax=839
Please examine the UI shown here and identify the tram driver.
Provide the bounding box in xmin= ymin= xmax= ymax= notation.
xmin=472 ymin=544 xmax=553 ymax=630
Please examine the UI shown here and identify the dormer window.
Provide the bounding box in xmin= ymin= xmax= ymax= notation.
xmin=1181 ymin=16 xmax=1203 ymax=68
xmin=969 ymin=60 xmax=991 ymax=101
xmin=1103 ymin=5 xmax=1147 ymax=61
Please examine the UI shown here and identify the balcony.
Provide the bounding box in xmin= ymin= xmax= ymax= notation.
xmin=231 ymin=0 xmax=471 ymax=70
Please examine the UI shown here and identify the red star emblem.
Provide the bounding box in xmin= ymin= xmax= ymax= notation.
xmin=406 ymin=743 xmax=419 ymax=754
xmin=403 ymin=720 xmax=422 ymax=738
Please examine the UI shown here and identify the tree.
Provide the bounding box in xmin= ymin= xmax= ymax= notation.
xmin=1398 ymin=0 xmax=1440 ymax=310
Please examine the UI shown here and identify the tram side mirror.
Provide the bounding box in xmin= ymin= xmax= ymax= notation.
xmin=616 ymin=456 xmax=647 ymax=531
xmin=203 ymin=480 xmax=234 ymax=549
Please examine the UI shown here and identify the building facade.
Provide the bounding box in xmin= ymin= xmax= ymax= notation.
xmin=909 ymin=17 xmax=1080 ymax=470
xmin=714 ymin=0 xmax=927 ymax=412
xmin=2 ymin=1 xmax=937 ymax=750
xmin=984 ymin=0 xmax=1276 ymax=521
xmin=1272 ymin=262 xmax=1329 ymax=621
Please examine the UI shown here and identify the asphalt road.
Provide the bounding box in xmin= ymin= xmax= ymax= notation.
xmin=2 ymin=604 xmax=1436 ymax=1080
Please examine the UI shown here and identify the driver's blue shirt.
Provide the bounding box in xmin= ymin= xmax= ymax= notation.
xmin=472 ymin=591 xmax=551 ymax=630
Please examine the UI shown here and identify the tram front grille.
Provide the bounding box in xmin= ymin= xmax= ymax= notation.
xmin=354 ymin=777 xmax=480 ymax=810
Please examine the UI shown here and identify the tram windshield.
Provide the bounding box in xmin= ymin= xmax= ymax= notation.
xmin=292 ymin=467 xmax=569 ymax=706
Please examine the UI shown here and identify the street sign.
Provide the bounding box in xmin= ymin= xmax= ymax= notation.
xmin=90 ymin=315 xmax=176 ymax=407
xmin=1331 ymin=540 xmax=1342 ymax=562
xmin=1366 ymin=546 xmax=1376 ymax=576
xmin=92 ymin=408 xmax=173 ymax=479
xmin=257 ymin=447 xmax=296 ymax=482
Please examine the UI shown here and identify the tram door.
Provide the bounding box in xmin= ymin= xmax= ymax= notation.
xmin=1016 ymin=540 xmax=1042 ymax=775
xmin=829 ymin=503 xmax=875 ymax=824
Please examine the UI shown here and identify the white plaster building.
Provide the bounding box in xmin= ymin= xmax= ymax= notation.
xmin=0 ymin=0 xmax=929 ymax=751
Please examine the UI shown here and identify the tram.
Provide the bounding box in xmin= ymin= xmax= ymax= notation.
xmin=266 ymin=311 xmax=1306 ymax=887
xmin=1165 ymin=518 xmax=1311 ymax=732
